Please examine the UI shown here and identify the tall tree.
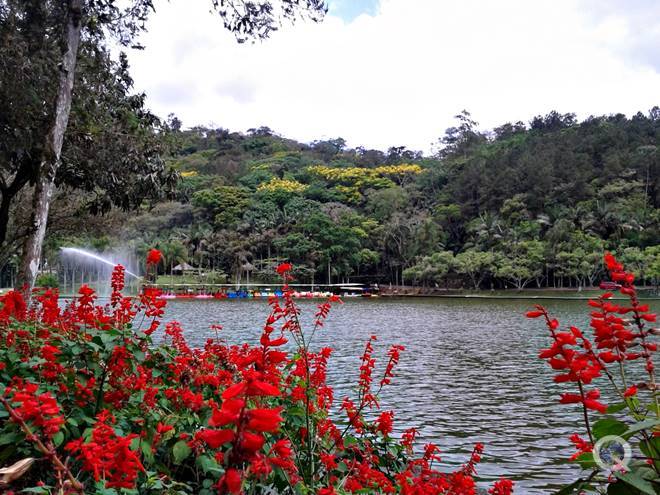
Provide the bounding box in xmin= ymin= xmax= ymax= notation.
xmin=20 ymin=0 xmax=82 ymax=290
xmin=3 ymin=0 xmax=327 ymax=294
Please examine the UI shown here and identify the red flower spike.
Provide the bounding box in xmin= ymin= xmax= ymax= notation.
xmin=246 ymin=408 xmax=283 ymax=433
xmin=624 ymin=385 xmax=638 ymax=398
xmin=146 ymin=248 xmax=162 ymax=266
xmin=196 ymin=428 xmax=235 ymax=449
xmin=276 ymin=262 xmax=292 ymax=275
xmin=569 ymin=433 xmax=593 ymax=461
xmin=218 ymin=468 xmax=242 ymax=494
xmin=222 ymin=381 xmax=248 ymax=400
xmin=489 ymin=478 xmax=514 ymax=495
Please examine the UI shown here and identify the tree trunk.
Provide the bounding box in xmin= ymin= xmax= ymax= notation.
xmin=0 ymin=193 xmax=14 ymax=247
xmin=17 ymin=0 xmax=82 ymax=296
xmin=0 ymin=163 xmax=33 ymax=246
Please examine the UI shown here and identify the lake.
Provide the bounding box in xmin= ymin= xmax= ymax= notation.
xmin=158 ymin=296 xmax=659 ymax=493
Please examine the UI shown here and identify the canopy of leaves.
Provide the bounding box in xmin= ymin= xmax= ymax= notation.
xmin=12 ymin=108 xmax=660 ymax=289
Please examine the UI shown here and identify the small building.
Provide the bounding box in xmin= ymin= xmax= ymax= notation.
xmin=172 ymin=262 xmax=197 ymax=275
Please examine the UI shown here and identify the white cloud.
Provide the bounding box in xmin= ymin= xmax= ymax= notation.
xmin=128 ymin=0 xmax=660 ymax=152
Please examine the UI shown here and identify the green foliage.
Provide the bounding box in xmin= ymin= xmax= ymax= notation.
xmin=28 ymin=109 xmax=660 ymax=288
xmin=35 ymin=273 xmax=58 ymax=289
xmin=403 ymin=251 xmax=455 ymax=286
xmin=454 ymin=250 xmax=498 ymax=289
xmin=192 ymin=186 xmax=250 ymax=228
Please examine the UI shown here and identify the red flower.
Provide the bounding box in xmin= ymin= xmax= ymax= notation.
xmin=568 ymin=433 xmax=592 ymax=461
xmin=376 ymin=411 xmax=394 ymax=436
xmin=624 ymin=385 xmax=638 ymax=398
xmin=246 ymin=408 xmax=283 ymax=432
xmin=5 ymin=382 xmax=64 ymax=438
xmin=276 ymin=262 xmax=292 ymax=275
xmin=210 ymin=398 xmax=244 ymax=427
xmin=271 ymin=439 xmax=292 ymax=458
xmin=220 ymin=468 xmax=242 ymax=494
xmin=0 ymin=290 xmax=27 ymax=322
xmin=240 ymin=431 xmax=265 ymax=453
xmin=65 ymin=411 xmax=144 ymax=489
xmin=320 ymin=452 xmax=338 ymax=470
xmin=489 ymin=478 xmax=514 ymax=495
xmin=196 ymin=428 xmax=235 ymax=449
xmin=146 ymin=249 xmax=162 ymax=266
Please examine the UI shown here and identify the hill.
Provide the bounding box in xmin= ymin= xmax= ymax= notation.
xmin=27 ymin=110 xmax=660 ymax=289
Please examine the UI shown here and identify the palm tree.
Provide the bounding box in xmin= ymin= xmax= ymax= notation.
xmin=159 ymin=241 xmax=188 ymax=275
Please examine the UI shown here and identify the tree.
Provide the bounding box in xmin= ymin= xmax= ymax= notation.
xmin=0 ymin=30 xmax=177 ymax=270
xmin=455 ymin=250 xmax=497 ymax=289
xmin=437 ymin=110 xmax=485 ymax=158
xmin=646 ymin=246 xmax=660 ymax=291
xmin=159 ymin=240 xmax=188 ymax=275
xmin=192 ymin=186 xmax=250 ymax=228
xmin=5 ymin=0 xmax=327 ymax=293
xmin=496 ymin=240 xmax=545 ymax=290
xmin=403 ymin=251 xmax=455 ymax=287
xmin=299 ymin=211 xmax=364 ymax=284
xmin=620 ymin=246 xmax=648 ymax=284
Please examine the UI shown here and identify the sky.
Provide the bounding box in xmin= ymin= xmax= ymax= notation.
xmin=128 ymin=0 xmax=660 ymax=153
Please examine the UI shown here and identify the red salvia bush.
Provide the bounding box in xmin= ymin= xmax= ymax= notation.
xmin=0 ymin=256 xmax=513 ymax=494
xmin=529 ymin=252 xmax=660 ymax=494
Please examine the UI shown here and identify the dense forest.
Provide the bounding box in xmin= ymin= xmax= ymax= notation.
xmin=6 ymin=109 xmax=660 ymax=290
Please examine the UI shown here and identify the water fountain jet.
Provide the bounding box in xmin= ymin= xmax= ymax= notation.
xmin=60 ymin=247 xmax=141 ymax=279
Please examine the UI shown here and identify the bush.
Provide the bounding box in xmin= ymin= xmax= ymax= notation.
xmin=0 ymin=261 xmax=512 ymax=494
xmin=35 ymin=273 xmax=58 ymax=288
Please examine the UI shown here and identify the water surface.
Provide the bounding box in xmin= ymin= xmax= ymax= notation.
xmin=159 ymin=297 xmax=659 ymax=493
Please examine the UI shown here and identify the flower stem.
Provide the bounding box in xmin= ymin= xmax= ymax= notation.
xmin=577 ymin=381 xmax=594 ymax=444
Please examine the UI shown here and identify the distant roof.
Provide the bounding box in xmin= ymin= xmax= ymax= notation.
xmin=173 ymin=262 xmax=196 ymax=271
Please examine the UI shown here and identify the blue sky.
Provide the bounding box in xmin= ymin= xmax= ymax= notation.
xmin=329 ymin=0 xmax=379 ymax=22
xmin=129 ymin=0 xmax=660 ymax=152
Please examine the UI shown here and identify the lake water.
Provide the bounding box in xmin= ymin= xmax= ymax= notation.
xmin=158 ymin=296 xmax=659 ymax=493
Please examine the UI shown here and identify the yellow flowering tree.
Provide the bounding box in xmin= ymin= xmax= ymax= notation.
xmin=306 ymin=163 xmax=423 ymax=203
xmin=257 ymin=178 xmax=308 ymax=194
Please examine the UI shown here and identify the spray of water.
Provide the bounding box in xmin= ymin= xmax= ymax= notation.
xmin=60 ymin=247 xmax=141 ymax=279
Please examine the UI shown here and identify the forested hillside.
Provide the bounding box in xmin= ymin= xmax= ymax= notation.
xmin=26 ymin=110 xmax=660 ymax=289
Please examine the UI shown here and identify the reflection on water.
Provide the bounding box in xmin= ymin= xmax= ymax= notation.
xmin=158 ymin=297 xmax=658 ymax=493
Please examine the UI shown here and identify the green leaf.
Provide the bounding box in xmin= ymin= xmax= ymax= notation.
xmin=639 ymin=437 xmax=660 ymax=465
xmin=141 ymin=440 xmax=155 ymax=464
xmin=614 ymin=471 xmax=656 ymax=495
xmin=344 ymin=435 xmax=358 ymax=447
xmin=575 ymin=452 xmax=597 ymax=470
xmin=100 ymin=332 xmax=116 ymax=346
xmin=172 ymin=440 xmax=191 ymax=464
xmin=625 ymin=419 xmax=660 ymax=437
xmin=607 ymin=480 xmax=640 ymax=494
xmin=196 ymin=454 xmax=221 ymax=474
xmin=0 ymin=431 xmax=21 ymax=446
xmin=646 ymin=403 xmax=660 ymax=415
xmin=607 ymin=402 xmax=628 ymax=414
xmin=70 ymin=344 xmax=84 ymax=355
xmin=593 ymin=418 xmax=628 ymax=439
xmin=52 ymin=431 xmax=64 ymax=447
xmin=555 ymin=478 xmax=592 ymax=495
xmin=21 ymin=487 xmax=52 ymax=494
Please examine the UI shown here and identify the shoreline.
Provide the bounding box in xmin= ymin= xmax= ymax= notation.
xmin=380 ymin=293 xmax=660 ymax=301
